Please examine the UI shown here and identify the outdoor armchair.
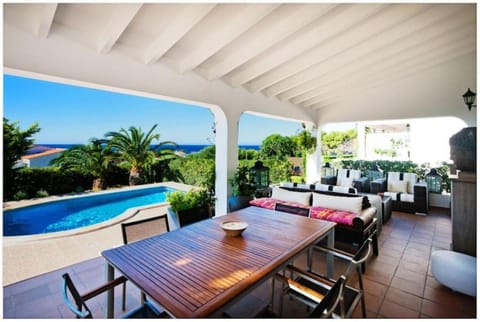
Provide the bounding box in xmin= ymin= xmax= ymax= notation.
xmin=321 ymin=168 xmax=369 ymax=192
xmin=62 ymin=273 xmax=168 ymax=318
xmin=121 ymin=215 xmax=170 ymax=311
xmin=371 ymin=171 xmax=428 ymax=214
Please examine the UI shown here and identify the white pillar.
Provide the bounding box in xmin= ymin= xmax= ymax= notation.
xmin=211 ymin=107 xmax=240 ymax=216
xmin=357 ymin=122 xmax=366 ymax=159
xmin=306 ymin=124 xmax=323 ymax=183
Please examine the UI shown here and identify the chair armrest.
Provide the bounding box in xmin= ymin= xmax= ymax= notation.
xmin=353 ymin=177 xmax=370 ymax=193
xmin=321 ymin=176 xmax=337 ymax=185
xmin=370 ymin=178 xmax=387 ymax=194
xmin=413 ymin=181 xmax=428 ymax=214
xmin=313 ymin=245 xmax=355 ymax=262
xmin=274 ymin=273 xmax=326 ymax=303
xmin=82 ymin=276 xmax=127 ymax=301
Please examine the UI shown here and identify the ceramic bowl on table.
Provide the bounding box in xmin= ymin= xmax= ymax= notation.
xmin=221 ymin=221 xmax=248 ymax=237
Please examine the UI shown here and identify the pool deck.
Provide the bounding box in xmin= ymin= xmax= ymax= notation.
xmin=3 ymin=182 xmax=194 ymax=286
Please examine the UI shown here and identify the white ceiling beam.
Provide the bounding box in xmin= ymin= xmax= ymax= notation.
xmin=97 ymin=4 xmax=142 ymax=54
xmin=274 ymin=5 xmax=471 ymax=102
xmin=286 ymin=8 xmax=474 ymax=104
xmin=225 ymin=3 xmax=377 ymax=88
xmin=4 ymin=3 xmax=57 ymax=38
xmin=196 ymin=4 xmax=336 ymax=81
xmin=254 ymin=4 xmax=431 ymax=96
xmin=306 ymin=37 xmax=475 ymax=108
xmin=163 ymin=3 xmax=279 ymax=74
xmin=36 ymin=3 xmax=57 ymax=38
xmin=142 ymin=4 xmax=216 ymax=65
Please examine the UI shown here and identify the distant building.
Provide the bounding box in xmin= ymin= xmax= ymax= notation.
xmin=16 ymin=146 xmax=66 ymax=168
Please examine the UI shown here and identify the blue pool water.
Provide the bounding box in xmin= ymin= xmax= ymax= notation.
xmin=4 ymin=186 xmax=176 ymax=236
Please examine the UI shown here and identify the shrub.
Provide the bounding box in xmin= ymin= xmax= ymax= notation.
xmin=166 ymin=189 xmax=211 ymax=213
xmin=13 ymin=190 xmax=28 ymax=201
xmin=35 ymin=189 xmax=49 ymax=198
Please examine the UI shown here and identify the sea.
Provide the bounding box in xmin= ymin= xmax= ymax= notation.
xmin=32 ymin=144 xmax=260 ymax=155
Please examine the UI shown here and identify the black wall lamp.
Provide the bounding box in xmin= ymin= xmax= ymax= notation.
xmin=462 ymin=88 xmax=476 ymax=111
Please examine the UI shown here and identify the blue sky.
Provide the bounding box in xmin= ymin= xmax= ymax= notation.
xmin=3 ymin=74 xmax=304 ymax=145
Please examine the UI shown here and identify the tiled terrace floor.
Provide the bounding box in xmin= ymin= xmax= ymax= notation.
xmin=3 ymin=207 xmax=477 ymax=318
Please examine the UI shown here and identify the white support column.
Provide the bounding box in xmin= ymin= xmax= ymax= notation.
xmin=211 ymin=107 xmax=240 ymax=216
xmin=357 ymin=122 xmax=366 ymax=159
xmin=306 ymin=124 xmax=323 ymax=183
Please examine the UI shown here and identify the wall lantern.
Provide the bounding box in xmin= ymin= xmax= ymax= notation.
xmin=426 ymin=168 xmax=442 ymax=193
xmin=250 ymin=161 xmax=270 ymax=189
xmin=367 ymin=163 xmax=384 ymax=182
xmin=321 ymin=162 xmax=336 ymax=177
xmin=462 ymin=88 xmax=476 ymax=111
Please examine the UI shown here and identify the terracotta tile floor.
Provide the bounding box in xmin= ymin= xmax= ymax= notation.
xmin=3 ymin=207 xmax=476 ymax=318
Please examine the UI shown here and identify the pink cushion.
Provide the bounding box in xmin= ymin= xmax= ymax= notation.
xmin=249 ymin=198 xmax=309 ymax=210
xmin=309 ymin=206 xmax=356 ymax=226
xmin=250 ymin=198 xmax=357 ymax=227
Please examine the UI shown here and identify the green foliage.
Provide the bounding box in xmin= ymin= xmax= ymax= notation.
xmin=238 ymin=148 xmax=258 ymax=160
xmin=229 ymin=165 xmax=256 ymax=196
xmin=50 ymin=139 xmax=114 ymax=190
xmin=166 ymin=189 xmax=211 ymax=212
xmin=13 ymin=191 xmax=28 ymax=201
xmin=233 ymin=159 xmax=291 ymax=184
xmin=374 ymin=138 xmax=405 ymax=158
xmin=3 ymin=118 xmax=41 ymax=201
xmin=292 ymin=130 xmax=317 ymax=154
xmin=259 ymin=134 xmax=296 ymax=160
xmin=188 ymin=145 xmax=215 ymax=159
xmin=105 ymin=124 xmax=177 ymax=185
xmin=35 ymin=189 xmax=49 ymax=198
xmin=9 ymin=167 xmax=94 ymax=201
xmin=321 ymin=129 xmax=357 ymax=158
xmin=290 ymin=176 xmax=304 ymax=184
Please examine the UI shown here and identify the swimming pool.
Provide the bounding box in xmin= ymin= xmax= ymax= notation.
xmin=3 ymin=186 xmax=176 ymax=236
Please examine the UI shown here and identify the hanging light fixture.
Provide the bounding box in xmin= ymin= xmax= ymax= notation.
xmin=462 ymin=88 xmax=476 ymax=111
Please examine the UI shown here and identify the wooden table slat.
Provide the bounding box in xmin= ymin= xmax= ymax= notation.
xmin=102 ymin=207 xmax=336 ymax=317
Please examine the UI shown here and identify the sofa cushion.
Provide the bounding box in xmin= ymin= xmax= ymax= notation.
xmin=249 ymin=198 xmax=308 ymax=210
xmin=388 ymin=172 xmax=417 ymax=194
xmin=271 ymin=186 xmax=311 ymax=206
xmin=314 ymin=183 xmax=357 ymax=194
xmin=400 ymin=193 xmax=414 ymax=203
xmin=310 ymin=207 xmax=356 ymax=226
xmin=312 ymin=192 xmax=362 ymax=215
xmin=388 ymin=179 xmax=408 ymax=193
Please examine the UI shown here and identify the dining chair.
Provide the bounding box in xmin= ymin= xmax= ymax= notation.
xmin=62 ymin=273 xmax=168 ymax=318
xmin=267 ymin=274 xmax=347 ymax=318
xmin=121 ymin=215 xmax=170 ymax=311
xmin=274 ymin=202 xmax=310 ymax=217
xmin=273 ymin=237 xmax=373 ymax=318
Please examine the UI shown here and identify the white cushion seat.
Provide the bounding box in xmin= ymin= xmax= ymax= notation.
xmin=399 ymin=193 xmax=414 ymax=203
xmin=431 ymin=250 xmax=476 ymax=297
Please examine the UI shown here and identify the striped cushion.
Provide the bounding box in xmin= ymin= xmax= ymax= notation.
xmin=249 ymin=198 xmax=309 ymax=210
xmin=310 ymin=206 xmax=357 ymax=226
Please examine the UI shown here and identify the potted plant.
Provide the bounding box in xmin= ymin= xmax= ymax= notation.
xmin=228 ymin=165 xmax=257 ymax=212
xmin=166 ymin=189 xmax=212 ymax=228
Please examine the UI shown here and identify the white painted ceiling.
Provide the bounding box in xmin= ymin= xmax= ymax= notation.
xmin=3 ymin=3 xmax=477 ymax=124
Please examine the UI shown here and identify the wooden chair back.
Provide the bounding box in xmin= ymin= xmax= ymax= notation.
xmin=274 ymin=202 xmax=310 ymax=217
xmin=121 ymin=214 xmax=170 ymax=244
xmin=309 ymin=275 xmax=346 ymax=318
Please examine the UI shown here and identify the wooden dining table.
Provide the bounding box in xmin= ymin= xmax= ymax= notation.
xmin=101 ymin=206 xmax=336 ymax=318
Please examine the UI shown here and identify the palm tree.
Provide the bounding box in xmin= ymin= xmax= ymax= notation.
xmin=105 ymin=124 xmax=177 ymax=185
xmin=50 ymin=139 xmax=113 ymax=191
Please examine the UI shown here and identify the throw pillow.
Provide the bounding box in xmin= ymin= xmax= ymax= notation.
xmin=312 ymin=193 xmax=362 ymax=214
xmin=389 ymin=179 xmax=408 ymax=193
xmin=337 ymin=175 xmax=354 ymax=187
xmin=271 ymin=186 xmax=312 ymax=206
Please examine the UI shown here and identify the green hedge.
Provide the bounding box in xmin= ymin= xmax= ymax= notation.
xmin=6 ymin=166 xmax=130 ymax=201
